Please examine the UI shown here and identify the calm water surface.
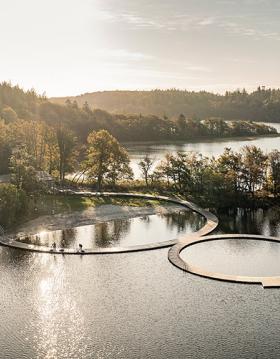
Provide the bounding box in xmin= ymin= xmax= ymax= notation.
xmin=125 ymin=122 xmax=280 ymax=178
xmin=181 ymin=239 xmax=280 ymax=277
xmin=20 ymin=210 xmax=205 ymax=249
xmin=1 ymin=207 xmax=280 ymax=358
xmin=180 ymin=207 xmax=280 ymax=277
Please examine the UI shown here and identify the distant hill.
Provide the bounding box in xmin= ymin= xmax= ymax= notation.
xmin=50 ymin=88 xmax=280 ymax=122
xmin=0 ymin=82 xmax=276 ymax=148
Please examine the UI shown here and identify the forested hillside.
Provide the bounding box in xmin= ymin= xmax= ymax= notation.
xmin=51 ymin=88 xmax=280 ymax=122
xmin=0 ymin=82 xmax=276 ymax=146
xmin=0 ymin=82 xmax=279 ymax=215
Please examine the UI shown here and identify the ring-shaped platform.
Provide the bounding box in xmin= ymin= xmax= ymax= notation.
xmin=168 ymin=234 xmax=280 ymax=288
xmin=0 ymin=192 xmax=218 ymax=255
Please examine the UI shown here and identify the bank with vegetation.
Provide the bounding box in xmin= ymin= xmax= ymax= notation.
xmin=0 ymin=129 xmax=279 ymax=229
xmin=0 ymin=82 xmax=278 ymax=176
xmin=0 ymin=83 xmax=280 ymax=229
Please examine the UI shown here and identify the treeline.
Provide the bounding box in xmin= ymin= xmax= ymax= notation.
xmin=0 ymin=82 xmax=45 ymax=121
xmin=0 ymin=83 xmax=277 ymax=158
xmin=0 ymin=118 xmax=77 ymax=179
xmin=140 ymin=146 xmax=280 ymax=208
xmin=1 ymin=83 xmax=279 ymax=228
xmin=39 ymin=102 xmax=277 ymax=142
xmin=0 ymin=108 xmax=276 ymax=177
xmin=52 ymin=87 xmax=280 ymax=122
xmin=1 ymin=128 xmax=280 ymax=227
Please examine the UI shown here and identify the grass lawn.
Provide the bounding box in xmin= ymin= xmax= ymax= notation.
xmin=31 ymin=194 xmax=165 ymax=217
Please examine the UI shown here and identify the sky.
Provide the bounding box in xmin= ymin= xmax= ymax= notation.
xmin=1 ymin=0 xmax=280 ymax=97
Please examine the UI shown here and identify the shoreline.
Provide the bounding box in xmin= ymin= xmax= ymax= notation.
xmin=122 ymin=133 xmax=280 ymax=147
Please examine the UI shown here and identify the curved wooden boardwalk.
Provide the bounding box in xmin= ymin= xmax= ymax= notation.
xmin=0 ymin=192 xmax=218 ymax=255
xmin=2 ymin=191 xmax=279 ymax=288
xmin=168 ymin=233 xmax=280 ymax=288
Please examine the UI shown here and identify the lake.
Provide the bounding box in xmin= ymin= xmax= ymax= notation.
xmin=2 ymin=121 xmax=280 ymax=358
xmin=182 ymin=207 xmax=280 ymax=277
xmin=1 ymin=205 xmax=280 ymax=358
xmin=125 ymin=122 xmax=280 ymax=178
xmin=19 ymin=208 xmax=205 ymax=249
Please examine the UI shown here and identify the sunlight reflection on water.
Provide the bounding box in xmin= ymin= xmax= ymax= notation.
xmin=20 ymin=211 xmax=205 ymax=249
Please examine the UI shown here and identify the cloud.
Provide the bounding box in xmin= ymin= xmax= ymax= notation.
xmin=97 ymin=48 xmax=154 ymax=61
xmin=97 ymin=50 xmax=211 ymax=75
xmin=96 ymin=10 xmax=165 ymax=29
xmin=97 ymin=7 xmax=280 ymax=41
xmin=218 ymin=20 xmax=280 ymax=40
xmin=229 ymin=57 xmax=256 ymax=64
xmin=111 ymin=67 xmax=202 ymax=81
xmin=165 ymin=61 xmax=211 ymax=73
xmin=197 ymin=17 xmax=217 ymax=26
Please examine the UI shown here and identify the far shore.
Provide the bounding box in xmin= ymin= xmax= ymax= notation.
xmin=122 ymin=133 xmax=280 ymax=147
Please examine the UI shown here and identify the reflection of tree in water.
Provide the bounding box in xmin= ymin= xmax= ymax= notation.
xmin=22 ymin=227 xmax=77 ymax=248
xmin=21 ymin=220 xmax=132 ymax=249
xmin=217 ymin=208 xmax=256 ymax=235
xmin=139 ymin=216 xmax=150 ymax=223
xmin=60 ymin=228 xmax=76 ymax=247
xmin=0 ymin=246 xmax=33 ymax=267
xmin=162 ymin=210 xmax=206 ymax=233
xmin=217 ymin=208 xmax=263 ymax=235
xmin=217 ymin=207 xmax=280 ymax=237
xmin=266 ymin=208 xmax=280 ymax=237
xmin=94 ymin=219 xmax=131 ymax=247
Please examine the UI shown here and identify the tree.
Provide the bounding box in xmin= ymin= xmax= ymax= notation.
xmin=56 ymin=124 xmax=77 ymax=181
xmin=9 ymin=146 xmax=39 ymax=192
xmin=1 ymin=106 xmax=18 ymax=123
xmin=176 ymin=114 xmax=186 ymax=133
xmin=156 ymin=152 xmax=191 ymax=193
xmin=84 ymin=130 xmax=133 ymax=191
xmin=239 ymin=146 xmax=267 ymax=196
xmin=268 ymin=150 xmax=280 ymax=196
xmin=0 ymin=183 xmax=27 ymax=227
xmin=203 ymin=118 xmax=228 ymax=137
xmin=0 ymin=120 xmax=10 ymax=173
xmin=9 ymin=120 xmax=49 ymax=170
xmin=216 ymin=147 xmax=241 ymax=194
xmin=138 ymin=154 xmax=154 ymax=186
xmin=82 ymin=101 xmax=91 ymax=113
xmin=44 ymin=127 xmax=60 ymax=176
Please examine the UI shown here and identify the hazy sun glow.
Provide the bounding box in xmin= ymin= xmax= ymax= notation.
xmin=1 ymin=0 xmax=280 ymax=96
